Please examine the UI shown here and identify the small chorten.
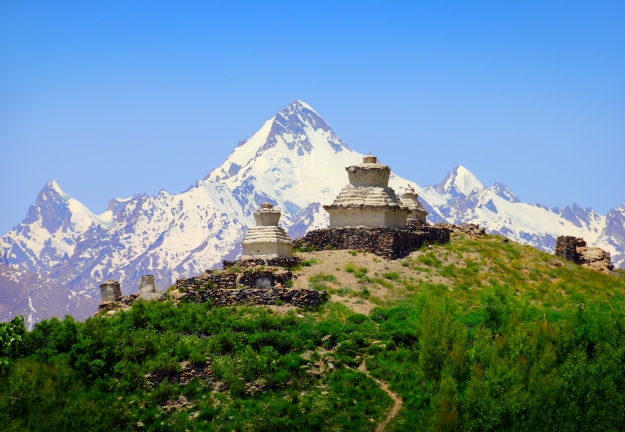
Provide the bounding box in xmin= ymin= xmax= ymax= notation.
xmin=241 ymin=203 xmax=293 ymax=259
xmin=401 ymin=186 xmax=428 ymax=222
xmin=323 ymin=155 xmax=411 ymax=228
xmin=99 ymin=280 xmax=122 ymax=303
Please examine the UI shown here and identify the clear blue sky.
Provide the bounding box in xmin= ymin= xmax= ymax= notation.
xmin=1 ymin=1 xmax=623 ymax=234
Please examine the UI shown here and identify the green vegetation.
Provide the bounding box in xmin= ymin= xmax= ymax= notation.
xmin=0 ymin=316 xmax=25 ymax=376
xmin=0 ymin=303 xmax=391 ymax=431
xmin=291 ymin=257 xmax=319 ymax=271
xmin=2 ymin=234 xmax=625 ymax=431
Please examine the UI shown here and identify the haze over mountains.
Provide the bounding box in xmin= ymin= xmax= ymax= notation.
xmin=1 ymin=101 xmax=624 ymax=327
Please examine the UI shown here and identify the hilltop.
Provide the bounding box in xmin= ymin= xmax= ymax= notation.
xmin=2 ymin=233 xmax=625 ymax=431
xmin=2 ymin=100 xmax=624 ymax=327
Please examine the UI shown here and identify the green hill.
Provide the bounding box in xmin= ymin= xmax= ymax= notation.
xmin=2 ymin=233 xmax=625 ymax=431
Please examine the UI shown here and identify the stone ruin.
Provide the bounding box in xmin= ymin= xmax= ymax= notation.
xmin=99 ymin=280 xmax=122 ymax=303
xmin=138 ymin=274 xmax=164 ymax=301
xmin=296 ymin=155 xmax=450 ymax=259
xmin=97 ymin=275 xmax=165 ymax=315
xmin=555 ymin=236 xmax=614 ymax=273
xmin=166 ymin=202 xmax=326 ymax=308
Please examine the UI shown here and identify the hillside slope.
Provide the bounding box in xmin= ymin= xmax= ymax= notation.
xmin=1 ymin=100 xmax=623 ymax=325
xmin=2 ymin=234 xmax=625 ymax=431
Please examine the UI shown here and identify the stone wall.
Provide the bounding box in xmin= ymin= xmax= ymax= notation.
xmin=555 ymin=236 xmax=579 ymax=262
xmin=293 ymin=224 xmax=450 ymax=260
xmin=177 ymin=267 xmax=294 ymax=290
xmin=174 ymin=287 xmax=327 ymax=307
xmin=222 ymin=257 xmax=301 ymax=269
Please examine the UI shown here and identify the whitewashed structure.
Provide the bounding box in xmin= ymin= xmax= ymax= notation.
xmin=323 ymin=155 xmax=411 ymax=228
xmin=241 ymin=203 xmax=293 ymax=259
xmin=401 ymin=185 xmax=428 ymax=222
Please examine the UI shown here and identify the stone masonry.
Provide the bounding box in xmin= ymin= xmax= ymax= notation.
xmin=99 ymin=280 xmax=122 ymax=303
xmin=177 ymin=267 xmax=294 ymax=290
xmin=555 ymin=236 xmax=579 ymax=263
xmin=555 ymin=236 xmax=614 ymax=273
xmin=293 ymin=224 xmax=450 ymax=260
xmin=174 ymin=286 xmax=328 ymax=307
xmin=324 ymin=155 xmax=411 ymax=228
xmin=222 ymin=257 xmax=301 ymax=270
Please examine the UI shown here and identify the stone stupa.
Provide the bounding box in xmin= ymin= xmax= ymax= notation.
xmin=241 ymin=203 xmax=293 ymax=259
xmin=323 ymin=155 xmax=411 ymax=228
xmin=401 ymin=185 xmax=428 ymax=223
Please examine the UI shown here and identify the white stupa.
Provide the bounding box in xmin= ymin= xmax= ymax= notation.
xmin=241 ymin=203 xmax=293 ymax=259
xmin=401 ymin=185 xmax=428 ymax=223
xmin=323 ymin=155 xmax=411 ymax=228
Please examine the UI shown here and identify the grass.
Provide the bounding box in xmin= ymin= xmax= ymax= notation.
xmin=383 ymin=272 xmax=401 ymax=281
xmin=309 ymin=273 xmax=338 ymax=291
xmin=3 ymin=233 xmax=625 ymax=431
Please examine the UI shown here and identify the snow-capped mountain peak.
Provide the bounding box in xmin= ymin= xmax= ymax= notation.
xmin=206 ymin=101 xmax=362 ymax=218
xmin=490 ymin=182 xmax=521 ymax=203
xmin=433 ymin=165 xmax=484 ymax=198
xmin=208 ymin=101 xmax=352 ymax=181
xmin=1 ymin=101 xmax=624 ymax=327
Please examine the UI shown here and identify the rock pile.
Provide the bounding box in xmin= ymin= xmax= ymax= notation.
xmin=97 ymin=294 xmax=138 ymax=315
xmin=160 ymin=395 xmax=195 ymax=414
xmin=145 ymin=359 xmax=213 ymax=389
xmin=450 ymin=223 xmax=486 ymax=237
xmin=293 ymin=224 xmax=450 ymax=260
xmin=555 ymin=236 xmax=614 ymax=273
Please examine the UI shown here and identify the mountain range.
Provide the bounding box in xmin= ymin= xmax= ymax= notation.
xmin=2 ymin=100 xmax=624 ymax=327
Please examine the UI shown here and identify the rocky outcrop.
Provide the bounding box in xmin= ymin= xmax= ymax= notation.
xmin=450 ymin=223 xmax=487 ymax=237
xmin=293 ymin=224 xmax=450 ymax=260
xmin=555 ymin=236 xmax=614 ymax=273
xmin=145 ymin=359 xmax=213 ymax=389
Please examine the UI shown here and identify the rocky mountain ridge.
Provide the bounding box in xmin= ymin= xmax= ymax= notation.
xmin=1 ymin=100 xmax=623 ymax=326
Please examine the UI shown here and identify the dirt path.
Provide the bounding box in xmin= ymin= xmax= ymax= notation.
xmin=358 ymin=358 xmax=403 ymax=432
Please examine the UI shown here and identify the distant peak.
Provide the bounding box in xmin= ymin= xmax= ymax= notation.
xmin=44 ymin=179 xmax=69 ymax=200
xmin=289 ymin=100 xmax=318 ymax=114
xmin=279 ymin=100 xmax=320 ymax=119
xmin=434 ymin=165 xmax=484 ymax=197
xmin=491 ymin=181 xmax=521 ymax=203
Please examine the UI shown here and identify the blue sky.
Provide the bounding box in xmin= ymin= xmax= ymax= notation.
xmin=1 ymin=1 xmax=623 ymax=234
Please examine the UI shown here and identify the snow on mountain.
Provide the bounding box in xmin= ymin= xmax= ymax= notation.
xmin=432 ymin=165 xmax=484 ymax=198
xmin=1 ymin=180 xmax=112 ymax=273
xmin=1 ymin=100 xmax=623 ymax=325
xmin=206 ymin=100 xmax=361 ymax=217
